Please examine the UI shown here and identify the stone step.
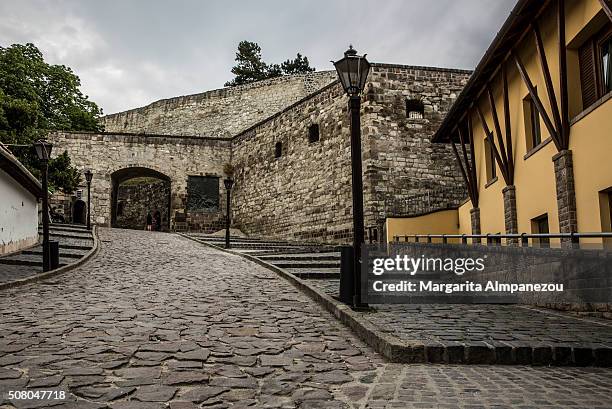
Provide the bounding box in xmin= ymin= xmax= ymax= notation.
xmin=60 ymin=244 xmax=93 ymax=251
xmin=286 ymin=268 xmax=340 ymax=279
xmin=40 ymin=230 xmax=93 ymax=240
xmin=21 ymin=249 xmax=87 ymax=259
xmin=48 ymin=223 xmax=88 ymax=230
xmin=0 ymin=255 xmax=69 ymax=267
xmin=247 ymin=248 xmax=338 ymax=256
xmin=258 ymin=253 xmax=340 ymax=261
xmin=269 ymin=260 xmax=341 ymax=269
xmin=221 ymin=244 xmax=315 ymax=251
xmin=192 ymin=236 xmax=291 ymax=245
xmin=47 ymin=224 xmax=89 ymax=233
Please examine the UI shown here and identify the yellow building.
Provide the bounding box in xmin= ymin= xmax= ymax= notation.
xmin=388 ymin=0 xmax=612 ymax=246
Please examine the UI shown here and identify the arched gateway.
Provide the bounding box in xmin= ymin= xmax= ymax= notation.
xmin=49 ymin=131 xmax=231 ymax=231
xmin=111 ymin=167 xmax=171 ymax=230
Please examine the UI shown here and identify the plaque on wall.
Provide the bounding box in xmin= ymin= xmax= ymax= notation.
xmin=187 ymin=176 xmax=219 ymax=211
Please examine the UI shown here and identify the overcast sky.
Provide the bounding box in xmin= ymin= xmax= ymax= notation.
xmin=0 ymin=0 xmax=516 ymax=115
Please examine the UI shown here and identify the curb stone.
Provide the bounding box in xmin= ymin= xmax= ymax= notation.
xmin=178 ymin=233 xmax=612 ymax=367
xmin=0 ymin=226 xmax=100 ymax=291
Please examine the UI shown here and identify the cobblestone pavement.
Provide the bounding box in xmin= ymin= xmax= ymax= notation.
xmin=1 ymin=228 xmax=611 ymax=408
xmin=309 ymin=279 xmax=612 ymax=344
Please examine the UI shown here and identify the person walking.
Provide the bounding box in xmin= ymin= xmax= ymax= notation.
xmin=154 ymin=209 xmax=162 ymax=231
xmin=146 ymin=211 xmax=153 ymax=231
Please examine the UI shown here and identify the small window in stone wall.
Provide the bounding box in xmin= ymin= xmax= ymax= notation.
xmin=187 ymin=176 xmax=219 ymax=212
xmin=308 ymin=124 xmax=320 ymax=143
xmin=275 ymin=141 xmax=283 ymax=158
xmin=406 ymin=99 xmax=424 ymax=119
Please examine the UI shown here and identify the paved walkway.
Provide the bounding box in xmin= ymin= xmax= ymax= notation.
xmin=190 ymin=235 xmax=612 ymax=365
xmin=1 ymin=228 xmax=611 ymax=408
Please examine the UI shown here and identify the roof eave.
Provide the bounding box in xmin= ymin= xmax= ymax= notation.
xmin=432 ymin=0 xmax=543 ymax=143
xmin=0 ymin=145 xmax=44 ymax=198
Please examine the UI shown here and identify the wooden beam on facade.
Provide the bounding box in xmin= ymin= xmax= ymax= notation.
xmin=502 ymin=66 xmax=514 ymax=184
xmin=476 ymin=105 xmax=510 ymax=184
xmin=513 ymin=50 xmax=563 ymax=151
xmin=559 ymin=0 xmax=570 ymax=148
xmin=450 ymin=137 xmax=477 ymax=206
xmin=486 ymin=85 xmax=510 ymax=171
xmin=599 ymin=0 xmax=612 ymax=22
xmin=457 ymin=125 xmax=479 ymax=208
xmin=466 ymin=115 xmax=479 ymax=208
xmin=533 ymin=22 xmax=563 ymax=139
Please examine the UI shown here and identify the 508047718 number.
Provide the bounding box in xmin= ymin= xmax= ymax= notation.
xmin=7 ymin=390 xmax=66 ymax=400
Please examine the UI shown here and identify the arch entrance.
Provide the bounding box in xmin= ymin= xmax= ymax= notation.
xmin=110 ymin=167 xmax=171 ymax=230
xmin=73 ymin=200 xmax=86 ymax=224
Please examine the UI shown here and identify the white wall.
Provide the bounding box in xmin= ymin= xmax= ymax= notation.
xmin=0 ymin=168 xmax=39 ymax=255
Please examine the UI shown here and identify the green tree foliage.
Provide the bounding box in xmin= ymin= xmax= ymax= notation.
xmin=281 ymin=53 xmax=315 ymax=75
xmin=0 ymin=43 xmax=102 ymax=193
xmin=225 ymin=41 xmax=315 ymax=87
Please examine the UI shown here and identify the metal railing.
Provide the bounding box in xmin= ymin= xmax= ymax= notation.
xmin=393 ymin=232 xmax=612 ymax=246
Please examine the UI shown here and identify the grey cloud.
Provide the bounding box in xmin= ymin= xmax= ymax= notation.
xmin=0 ymin=0 xmax=515 ymax=114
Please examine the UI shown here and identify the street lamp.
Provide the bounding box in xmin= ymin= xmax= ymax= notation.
xmin=333 ymin=46 xmax=371 ymax=309
xmin=224 ymin=178 xmax=234 ymax=249
xmin=84 ymin=169 xmax=93 ymax=230
xmin=33 ymin=139 xmax=53 ymax=272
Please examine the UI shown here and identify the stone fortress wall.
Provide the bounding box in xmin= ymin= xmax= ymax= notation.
xmin=51 ymin=64 xmax=471 ymax=242
xmin=103 ymin=71 xmax=338 ymax=138
xmin=48 ymin=132 xmax=231 ymax=229
xmin=231 ymin=64 xmax=471 ymax=243
xmin=361 ymin=64 xmax=471 ymax=230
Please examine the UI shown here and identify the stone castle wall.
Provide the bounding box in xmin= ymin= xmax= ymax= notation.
xmin=231 ymin=82 xmax=354 ymax=243
xmin=48 ymin=132 xmax=231 ymax=229
xmin=361 ymin=64 xmax=471 ymax=230
xmin=103 ymin=71 xmax=337 ymax=138
xmin=51 ymin=64 xmax=470 ymax=243
xmin=230 ymin=64 xmax=471 ymax=243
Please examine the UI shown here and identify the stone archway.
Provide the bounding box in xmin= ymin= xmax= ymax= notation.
xmin=110 ymin=167 xmax=172 ymax=230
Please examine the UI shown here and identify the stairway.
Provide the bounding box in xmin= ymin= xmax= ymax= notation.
xmin=185 ymin=235 xmax=341 ymax=279
xmin=0 ymin=223 xmax=94 ymax=283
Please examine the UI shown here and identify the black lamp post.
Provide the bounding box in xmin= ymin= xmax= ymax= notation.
xmin=33 ymin=139 xmax=53 ymax=272
xmin=333 ymin=46 xmax=371 ymax=309
xmin=84 ymin=169 xmax=93 ymax=230
xmin=224 ymin=178 xmax=234 ymax=249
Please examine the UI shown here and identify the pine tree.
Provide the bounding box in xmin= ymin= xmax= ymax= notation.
xmin=225 ymin=42 xmax=315 ymax=87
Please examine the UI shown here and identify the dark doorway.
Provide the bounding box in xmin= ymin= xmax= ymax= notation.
xmin=110 ymin=167 xmax=171 ymax=230
xmin=73 ymin=200 xmax=86 ymax=224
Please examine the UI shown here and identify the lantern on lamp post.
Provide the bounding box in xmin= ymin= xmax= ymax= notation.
xmin=84 ymin=169 xmax=93 ymax=230
xmin=333 ymin=46 xmax=371 ymax=309
xmin=33 ymin=139 xmax=53 ymax=272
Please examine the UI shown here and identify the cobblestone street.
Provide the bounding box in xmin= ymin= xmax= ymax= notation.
xmin=1 ymin=228 xmax=612 ymax=408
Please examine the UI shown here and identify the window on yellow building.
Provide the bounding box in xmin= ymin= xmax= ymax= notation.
xmin=578 ymin=23 xmax=612 ymax=110
xmin=531 ymin=213 xmax=550 ymax=247
xmin=603 ymin=36 xmax=612 ymax=93
xmin=484 ymin=138 xmax=496 ymax=183
xmin=523 ymin=91 xmax=542 ymax=152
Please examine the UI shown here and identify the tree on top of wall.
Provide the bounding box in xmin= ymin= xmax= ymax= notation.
xmin=0 ymin=43 xmax=103 ymax=193
xmin=225 ymin=41 xmax=315 ymax=87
